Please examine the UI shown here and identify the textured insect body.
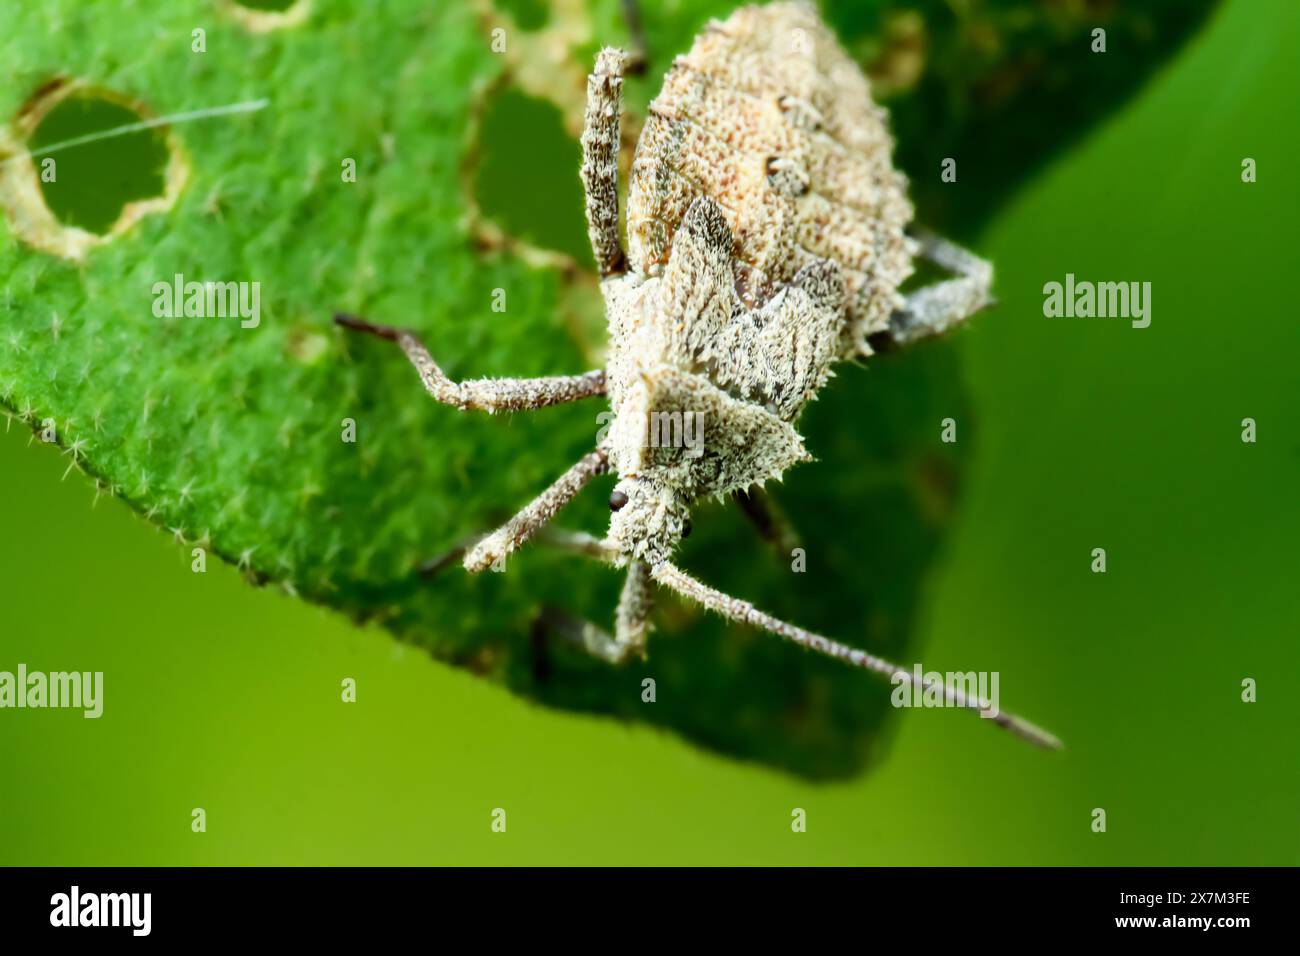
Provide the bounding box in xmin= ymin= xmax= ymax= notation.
xmin=599 ymin=201 xmax=829 ymax=569
xmin=625 ymin=3 xmax=916 ymax=351
xmin=337 ymin=3 xmax=1057 ymax=750
xmin=601 ymin=4 xmax=914 ymax=568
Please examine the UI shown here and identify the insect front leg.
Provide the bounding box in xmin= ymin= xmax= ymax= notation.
xmin=581 ymin=47 xmax=629 ymax=277
xmin=335 ymin=314 xmax=606 ymax=412
xmin=876 ymin=230 xmax=994 ymax=350
xmin=463 ymin=449 xmax=611 ymax=572
xmin=536 ymin=561 xmax=654 ymax=664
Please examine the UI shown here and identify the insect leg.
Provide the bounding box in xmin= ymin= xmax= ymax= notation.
xmin=463 ymin=449 xmax=610 ymax=572
xmin=534 ymin=527 xmax=624 ymax=564
xmin=732 ymin=487 xmax=802 ymax=557
xmin=614 ymin=560 xmax=654 ymax=657
xmin=421 ymin=527 xmax=619 ymax=580
xmin=581 ymin=48 xmax=628 ymax=277
xmin=876 ymin=230 xmax=994 ymax=350
xmin=536 ymin=561 xmax=654 ymax=663
xmin=335 ymin=314 xmax=606 ymax=411
xmin=650 ymin=561 xmax=1062 ymax=751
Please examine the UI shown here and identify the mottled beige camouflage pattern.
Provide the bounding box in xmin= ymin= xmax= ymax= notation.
xmin=336 ymin=3 xmax=1053 ymax=749
xmin=626 ymin=1 xmax=917 ymax=354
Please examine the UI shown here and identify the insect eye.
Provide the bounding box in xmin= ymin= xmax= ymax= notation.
xmin=681 ymin=518 xmax=692 ymax=539
xmin=609 ymin=490 xmax=629 ymax=512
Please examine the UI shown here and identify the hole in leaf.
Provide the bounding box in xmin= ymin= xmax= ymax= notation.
xmin=0 ymin=80 xmax=187 ymax=261
xmin=234 ymin=0 xmax=297 ymax=11
xmin=220 ymin=0 xmax=310 ymax=31
xmin=495 ymin=0 xmax=550 ymax=31
xmin=28 ymin=93 xmax=170 ymax=235
xmin=474 ymin=88 xmax=589 ymax=264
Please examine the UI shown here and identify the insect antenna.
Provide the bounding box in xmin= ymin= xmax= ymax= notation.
xmin=650 ymin=562 xmax=1062 ymax=750
xmin=333 ymin=313 xmax=402 ymax=340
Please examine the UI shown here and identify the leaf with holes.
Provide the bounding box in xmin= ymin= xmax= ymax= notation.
xmin=0 ymin=0 xmax=1218 ymax=778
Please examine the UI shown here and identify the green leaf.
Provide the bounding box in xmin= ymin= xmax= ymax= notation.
xmin=0 ymin=0 xmax=1216 ymax=778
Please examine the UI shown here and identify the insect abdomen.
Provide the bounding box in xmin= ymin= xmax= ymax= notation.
xmin=625 ymin=2 xmax=916 ymax=353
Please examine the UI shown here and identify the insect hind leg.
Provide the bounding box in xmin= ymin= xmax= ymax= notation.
xmin=874 ymin=230 xmax=994 ymax=351
xmin=733 ymin=487 xmax=802 ymax=557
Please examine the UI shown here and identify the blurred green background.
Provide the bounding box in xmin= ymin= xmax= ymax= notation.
xmin=1 ymin=0 xmax=1296 ymax=864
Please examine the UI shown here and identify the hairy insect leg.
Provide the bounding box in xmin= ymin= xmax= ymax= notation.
xmin=877 ymin=230 xmax=994 ymax=350
xmin=650 ymin=562 xmax=1061 ymax=750
xmin=335 ymin=314 xmax=606 ymax=412
xmin=537 ymin=561 xmax=654 ymax=664
xmin=463 ymin=450 xmax=611 ymax=572
xmin=581 ymin=48 xmax=628 ymax=277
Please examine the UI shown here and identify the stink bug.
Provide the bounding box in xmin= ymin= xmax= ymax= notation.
xmin=337 ymin=2 xmax=1058 ymax=749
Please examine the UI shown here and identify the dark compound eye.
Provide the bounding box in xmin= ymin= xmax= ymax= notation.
xmin=680 ymin=518 xmax=692 ymax=539
xmin=609 ymin=490 xmax=629 ymax=512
